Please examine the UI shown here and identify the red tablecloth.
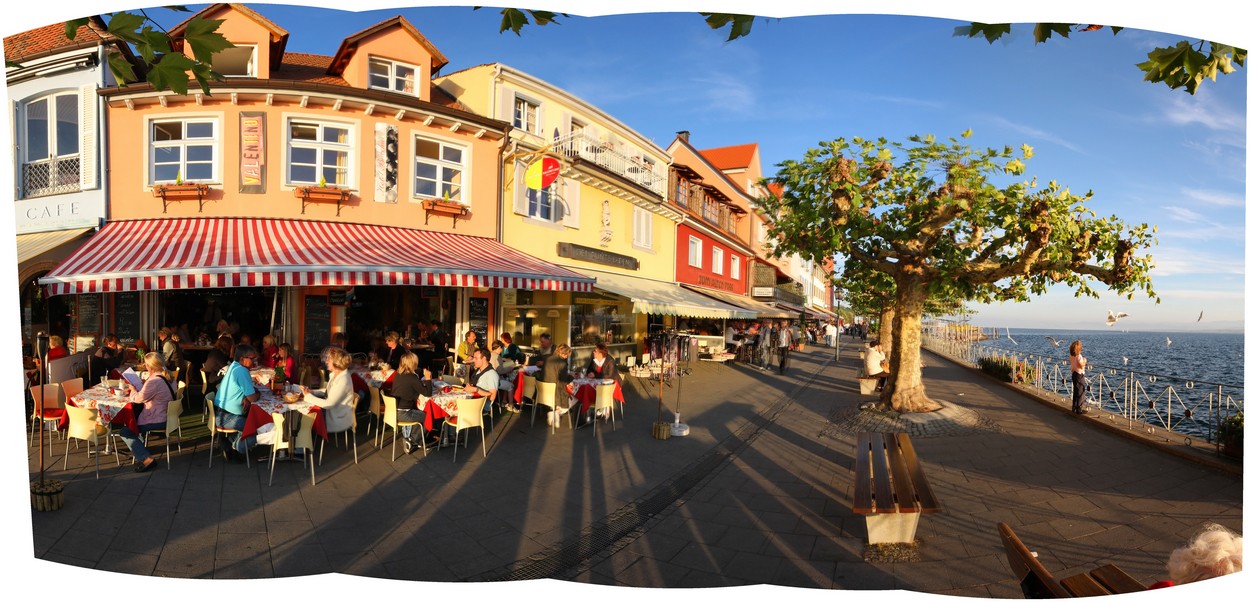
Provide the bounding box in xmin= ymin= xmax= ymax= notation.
xmin=68 ymin=386 xmax=140 ymax=435
xmin=569 ymin=379 xmax=625 ymax=415
xmin=513 ymin=371 xmax=525 ymax=405
xmin=241 ymin=402 xmax=327 ymax=441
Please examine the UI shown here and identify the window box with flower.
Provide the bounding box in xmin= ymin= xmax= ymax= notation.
xmin=295 ymin=178 xmax=352 ymax=216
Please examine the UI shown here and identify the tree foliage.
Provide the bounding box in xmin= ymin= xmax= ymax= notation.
xmin=955 ymin=22 xmax=1246 ymax=95
xmin=757 ymin=132 xmax=1158 ymax=412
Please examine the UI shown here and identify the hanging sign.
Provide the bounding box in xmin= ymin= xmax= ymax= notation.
xmin=239 ymin=112 xmax=266 ymax=193
xmin=525 ymin=156 xmax=561 ymax=190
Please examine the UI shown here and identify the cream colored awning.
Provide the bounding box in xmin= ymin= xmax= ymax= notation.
xmin=681 ymin=284 xmax=800 ymax=319
xmin=15 ymin=228 xmax=92 ymax=264
xmin=578 ymin=269 xmax=756 ymax=320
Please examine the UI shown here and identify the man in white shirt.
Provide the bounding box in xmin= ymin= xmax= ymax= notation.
xmin=776 ymin=320 xmax=793 ymax=375
xmin=865 ymin=340 xmax=889 ymax=392
xmin=824 ymin=321 xmax=837 ymax=348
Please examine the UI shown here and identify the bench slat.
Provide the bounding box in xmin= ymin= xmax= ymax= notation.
xmin=852 ymin=432 xmax=874 ymax=513
xmin=883 ymin=433 xmax=920 ymax=513
xmin=998 ymin=522 xmax=1070 ymax=598
xmin=895 ymin=432 xmax=942 ymax=513
xmin=1088 ymin=564 xmax=1147 ymax=594
xmin=868 ymin=432 xmax=895 ymax=512
xmin=1060 ymin=573 xmax=1111 ymax=597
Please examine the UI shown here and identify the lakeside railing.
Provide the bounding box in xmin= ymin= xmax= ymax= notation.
xmin=922 ymin=333 xmax=1243 ymax=451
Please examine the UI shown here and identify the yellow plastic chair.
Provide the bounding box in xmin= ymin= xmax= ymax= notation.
xmin=199 ymin=369 xmax=210 ymax=417
xmin=29 ymin=384 xmax=64 ymax=451
xmin=206 ymin=401 xmax=249 ymax=468
xmin=593 ymin=381 xmax=617 ymax=435
xmin=440 ymin=375 xmax=463 ymax=387
xmin=60 ymin=377 xmax=85 ymax=403
xmin=265 ymin=410 xmax=291 ymax=486
xmin=379 ymin=391 xmax=427 ymax=461
xmin=290 ymin=409 xmax=318 ymax=486
xmin=366 ymin=385 xmax=383 ymax=446
xmin=63 ymin=404 xmax=120 ymax=478
xmin=141 ymin=383 xmax=186 ymax=469
xmin=441 ymin=395 xmax=487 ymax=463
xmin=529 ymin=381 xmax=568 ymax=434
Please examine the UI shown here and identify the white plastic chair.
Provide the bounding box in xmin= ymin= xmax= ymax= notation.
xmin=529 ymin=381 xmax=568 ymax=433
xmin=593 ymin=381 xmax=617 ymax=435
xmin=29 ymin=384 xmax=64 ymax=451
xmin=319 ymin=393 xmax=359 ymax=466
xmin=441 ymin=395 xmax=487 ymax=462
xmin=366 ymin=385 xmax=384 ymax=446
xmin=207 ymin=401 xmax=249 ymax=468
xmin=63 ymin=404 xmax=120 ymax=478
xmin=141 ymin=386 xmax=185 ymax=469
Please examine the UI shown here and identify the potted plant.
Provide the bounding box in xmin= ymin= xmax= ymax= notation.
xmin=152 ymin=172 xmax=210 ymax=211
xmin=1217 ymin=410 xmax=1243 ymax=460
xmin=295 ymin=177 xmax=352 ymax=215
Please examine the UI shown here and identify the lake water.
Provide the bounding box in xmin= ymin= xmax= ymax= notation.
xmin=969 ymin=328 xmax=1244 ymax=438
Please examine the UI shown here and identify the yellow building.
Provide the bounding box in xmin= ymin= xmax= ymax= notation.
xmin=437 ymin=64 xmax=746 ymax=362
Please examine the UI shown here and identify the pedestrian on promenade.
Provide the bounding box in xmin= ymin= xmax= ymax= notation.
xmin=776 ymin=320 xmax=793 ymax=375
xmin=1149 ymin=523 xmax=1243 ymax=588
xmin=1069 ymin=340 xmax=1089 ymax=415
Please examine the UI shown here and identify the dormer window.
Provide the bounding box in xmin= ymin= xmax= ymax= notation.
xmin=216 ymin=45 xmax=257 ymax=77
xmin=369 ymin=57 xmax=418 ymax=95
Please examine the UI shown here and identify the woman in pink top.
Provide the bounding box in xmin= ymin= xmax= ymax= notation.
xmin=118 ymin=353 xmax=177 ymax=472
xmin=1068 ymin=340 xmax=1089 ymax=415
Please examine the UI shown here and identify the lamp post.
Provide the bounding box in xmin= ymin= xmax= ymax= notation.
xmin=833 ymin=289 xmax=843 ymax=362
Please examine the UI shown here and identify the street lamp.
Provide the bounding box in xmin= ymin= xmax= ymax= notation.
xmin=833 ymin=289 xmax=844 ymax=362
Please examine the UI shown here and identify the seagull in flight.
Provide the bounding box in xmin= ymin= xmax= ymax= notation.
xmin=1197 ymin=311 xmax=1204 ymax=323
xmin=1045 ymin=336 xmax=1064 ymax=346
xmin=1123 ymin=356 xmax=1129 ymax=365
xmin=1166 ymin=337 xmax=1173 ymax=347
xmin=1005 ymin=326 xmax=1018 ymax=345
xmin=1106 ymin=311 xmax=1130 ymax=327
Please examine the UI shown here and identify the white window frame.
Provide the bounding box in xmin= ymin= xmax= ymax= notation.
xmin=412 ymin=134 xmax=469 ymax=205
xmin=513 ymin=95 xmax=540 ymax=134
xmin=216 ymin=44 xmax=258 ymax=77
xmin=20 ymin=91 xmax=81 ymax=197
xmin=731 ymin=255 xmax=741 ymax=280
xmin=148 ymin=116 xmax=220 ymax=185
xmin=688 ymin=235 xmax=703 ymax=268
xmin=526 ymin=180 xmax=557 ymax=222
xmin=633 ymin=207 xmax=653 ymax=249
xmin=368 ymin=56 xmax=419 ymax=96
xmin=711 ymin=247 xmax=724 ymax=275
xmin=285 ymin=117 xmax=354 ymax=187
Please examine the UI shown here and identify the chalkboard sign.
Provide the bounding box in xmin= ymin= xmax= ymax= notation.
xmin=114 ymin=292 xmax=140 ymax=346
xmin=303 ymin=295 xmax=330 ymax=353
xmin=329 ymin=289 xmax=348 ymax=305
xmin=468 ymin=296 xmax=489 ymax=342
xmin=77 ymin=294 xmax=101 ymax=335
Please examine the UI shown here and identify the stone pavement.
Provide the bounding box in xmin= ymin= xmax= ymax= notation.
xmin=22 ymin=340 xmax=1244 ymax=597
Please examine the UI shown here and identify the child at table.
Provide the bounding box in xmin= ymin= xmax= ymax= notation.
xmin=117 ymin=353 xmax=177 ymax=473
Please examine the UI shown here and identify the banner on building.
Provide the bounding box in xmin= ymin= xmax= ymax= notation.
xmin=375 ymin=123 xmax=399 ymax=203
xmin=239 ymin=112 xmax=266 ymax=193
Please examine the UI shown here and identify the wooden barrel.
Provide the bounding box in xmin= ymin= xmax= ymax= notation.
xmin=30 ymin=480 xmax=65 ymax=512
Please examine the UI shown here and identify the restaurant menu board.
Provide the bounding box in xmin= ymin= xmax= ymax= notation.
xmin=468 ymin=297 xmax=489 ymax=343
xmin=115 ymin=292 xmax=140 ymax=346
xmin=303 ymin=295 xmax=330 ymax=353
xmin=76 ymin=294 xmax=101 ymax=336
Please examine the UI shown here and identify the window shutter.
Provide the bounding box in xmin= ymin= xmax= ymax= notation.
xmin=559 ymin=111 xmax=572 ymax=143
xmin=78 ymin=85 xmax=98 ymax=190
xmin=498 ymin=87 xmax=515 ymax=124
xmin=12 ymin=100 xmax=20 ymax=198
xmin=512 ymin=160 xmax=528 ymax=215
xmin=633 ymin=207 xmax=644 ymax=246
xmin=562 ymin=179 xmax=580 ymax=229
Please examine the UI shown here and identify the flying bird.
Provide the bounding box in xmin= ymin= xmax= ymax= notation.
xmin=1106 ymin=311 xmax=1130 ymax=327
xmin=1005 ymin=326 xmax=1018 ymax=345
xmin=1123 ymin=356 xmax=1129 ymax=365
xmin=1197 ymin=311 xmax=1204 ymax=323
xmin=1045 ymin=336 xmax=1064 ymax=346
xmin=1166 ymin=337 xmax=1173 ymax=347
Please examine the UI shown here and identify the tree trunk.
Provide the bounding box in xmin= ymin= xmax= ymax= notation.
xmin=881 ymin=279 xmax=941 ymax=413
xmin=877 ymin=308 xmax=895 ymax=358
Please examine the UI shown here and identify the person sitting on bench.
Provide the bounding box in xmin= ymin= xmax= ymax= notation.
xmin=865 ymin=340 xmax=889 ymax=392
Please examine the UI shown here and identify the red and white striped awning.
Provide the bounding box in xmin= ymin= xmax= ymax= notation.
xmin=39 ymin=218 xmax=596 ymax=296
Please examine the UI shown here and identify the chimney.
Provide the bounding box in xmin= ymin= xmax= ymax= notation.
xmin=676 ymin=130 xmax=690 ymax=142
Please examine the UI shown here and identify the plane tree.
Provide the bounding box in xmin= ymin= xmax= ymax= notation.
xmin=757 ymin=131 xmax=1158 ymax=413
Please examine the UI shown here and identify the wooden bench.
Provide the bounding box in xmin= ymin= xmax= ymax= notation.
xmin=998 ymin=522 xmax=1148 ymax=598
xmin=852 ymin=432 xmax=941 ymax=544
xmin=857 ymin=371 xmax=886 ymax=394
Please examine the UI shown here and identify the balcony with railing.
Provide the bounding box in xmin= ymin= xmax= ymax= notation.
xmin=551 ymin=132 xmax=667 ymax=197
xmin=674 ymin=178 xmax=742 ymax=238
xmin=22 ymin=156 xmax=81 ymax=198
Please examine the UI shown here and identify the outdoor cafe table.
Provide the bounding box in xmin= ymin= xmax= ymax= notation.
xmin=569 ymin=377 xmax=625 ymax=415
xmin=415 ymin=383 xmax=484 ymax=433
xmin=239 ymin=388 xmax=327 ymax=442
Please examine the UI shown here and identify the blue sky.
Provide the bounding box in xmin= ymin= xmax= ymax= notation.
xmin=5 ymin=2 xmax=1246 ymax=334
xmin=3 ymin=1 xmax=1245 ymax=600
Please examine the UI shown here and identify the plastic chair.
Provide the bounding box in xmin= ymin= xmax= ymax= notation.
xmin=29 ymin=383 xmax=64 ymax=451
xmin=593 ymin=381 xmax=617 ymax=435
xmin=60 ymin=377 xmax=85 ymax=403
xmin=199 ymin=369 xmax=210 ymax=417
xmin=440 ymin=375 xmax=464 ymax=386
xmin=206 ymin=401 xmax=249 ymax=468
xmin=441 ymin=395 xmax=487 ymax=462
xmin=529 ymin=381 xmax=569 ymax=434
xmin=290 ymin=409 xmax=318 ymax=486
xmin=379 ymin=391 xmax=426 ymax=460
xmin=141 ymin=383 xmax=186 ymax=469
xmin=319 ymin=393 xmax=359 ymax=466
xmin=366 ymin=385 xmax=384 ymax=446
xmin=63 ymin=404 xmax=119 ymax=478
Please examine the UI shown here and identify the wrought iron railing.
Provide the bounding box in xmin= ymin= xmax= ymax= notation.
xmin=551 ymin=132 xmax=667 ymax=197
xmin=22 ymin=156 xmax=81 ymax=198
xmin=923 ymin=334 xmax=1243 ymax=449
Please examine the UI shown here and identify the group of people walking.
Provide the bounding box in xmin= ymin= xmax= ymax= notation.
xmin=724 ymin=319 xmax=798 ymax=375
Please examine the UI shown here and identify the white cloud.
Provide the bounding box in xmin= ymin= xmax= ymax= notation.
xmin=1150 ymin=247 xmax=1246 ymax=276
xmin=1159 ymin=92 xmax=1247 ymax=132
xmin=1181 ymin=187 xmax=1245 ymax=207
xmin=1161 ymin=205 xmax=1205 ymax=223
xmin=979 ymin=114 xmax=1085 ymax=154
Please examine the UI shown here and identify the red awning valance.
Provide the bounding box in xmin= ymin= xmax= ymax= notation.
xmin=39 ymin=218 xmax=595 ymax=296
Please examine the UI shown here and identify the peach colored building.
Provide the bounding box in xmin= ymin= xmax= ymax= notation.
xmin=36 ymin=3 xmax=591 ymax=361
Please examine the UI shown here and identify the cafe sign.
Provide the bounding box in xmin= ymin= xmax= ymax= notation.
xmin=557 ymin=242 xmax=639 ymax=270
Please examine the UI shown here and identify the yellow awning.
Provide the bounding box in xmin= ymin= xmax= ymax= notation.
xmin=578 ymin=269 xmax=756 ymax=320
xmin=15 ymin=228 xmax=92 ymax=264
